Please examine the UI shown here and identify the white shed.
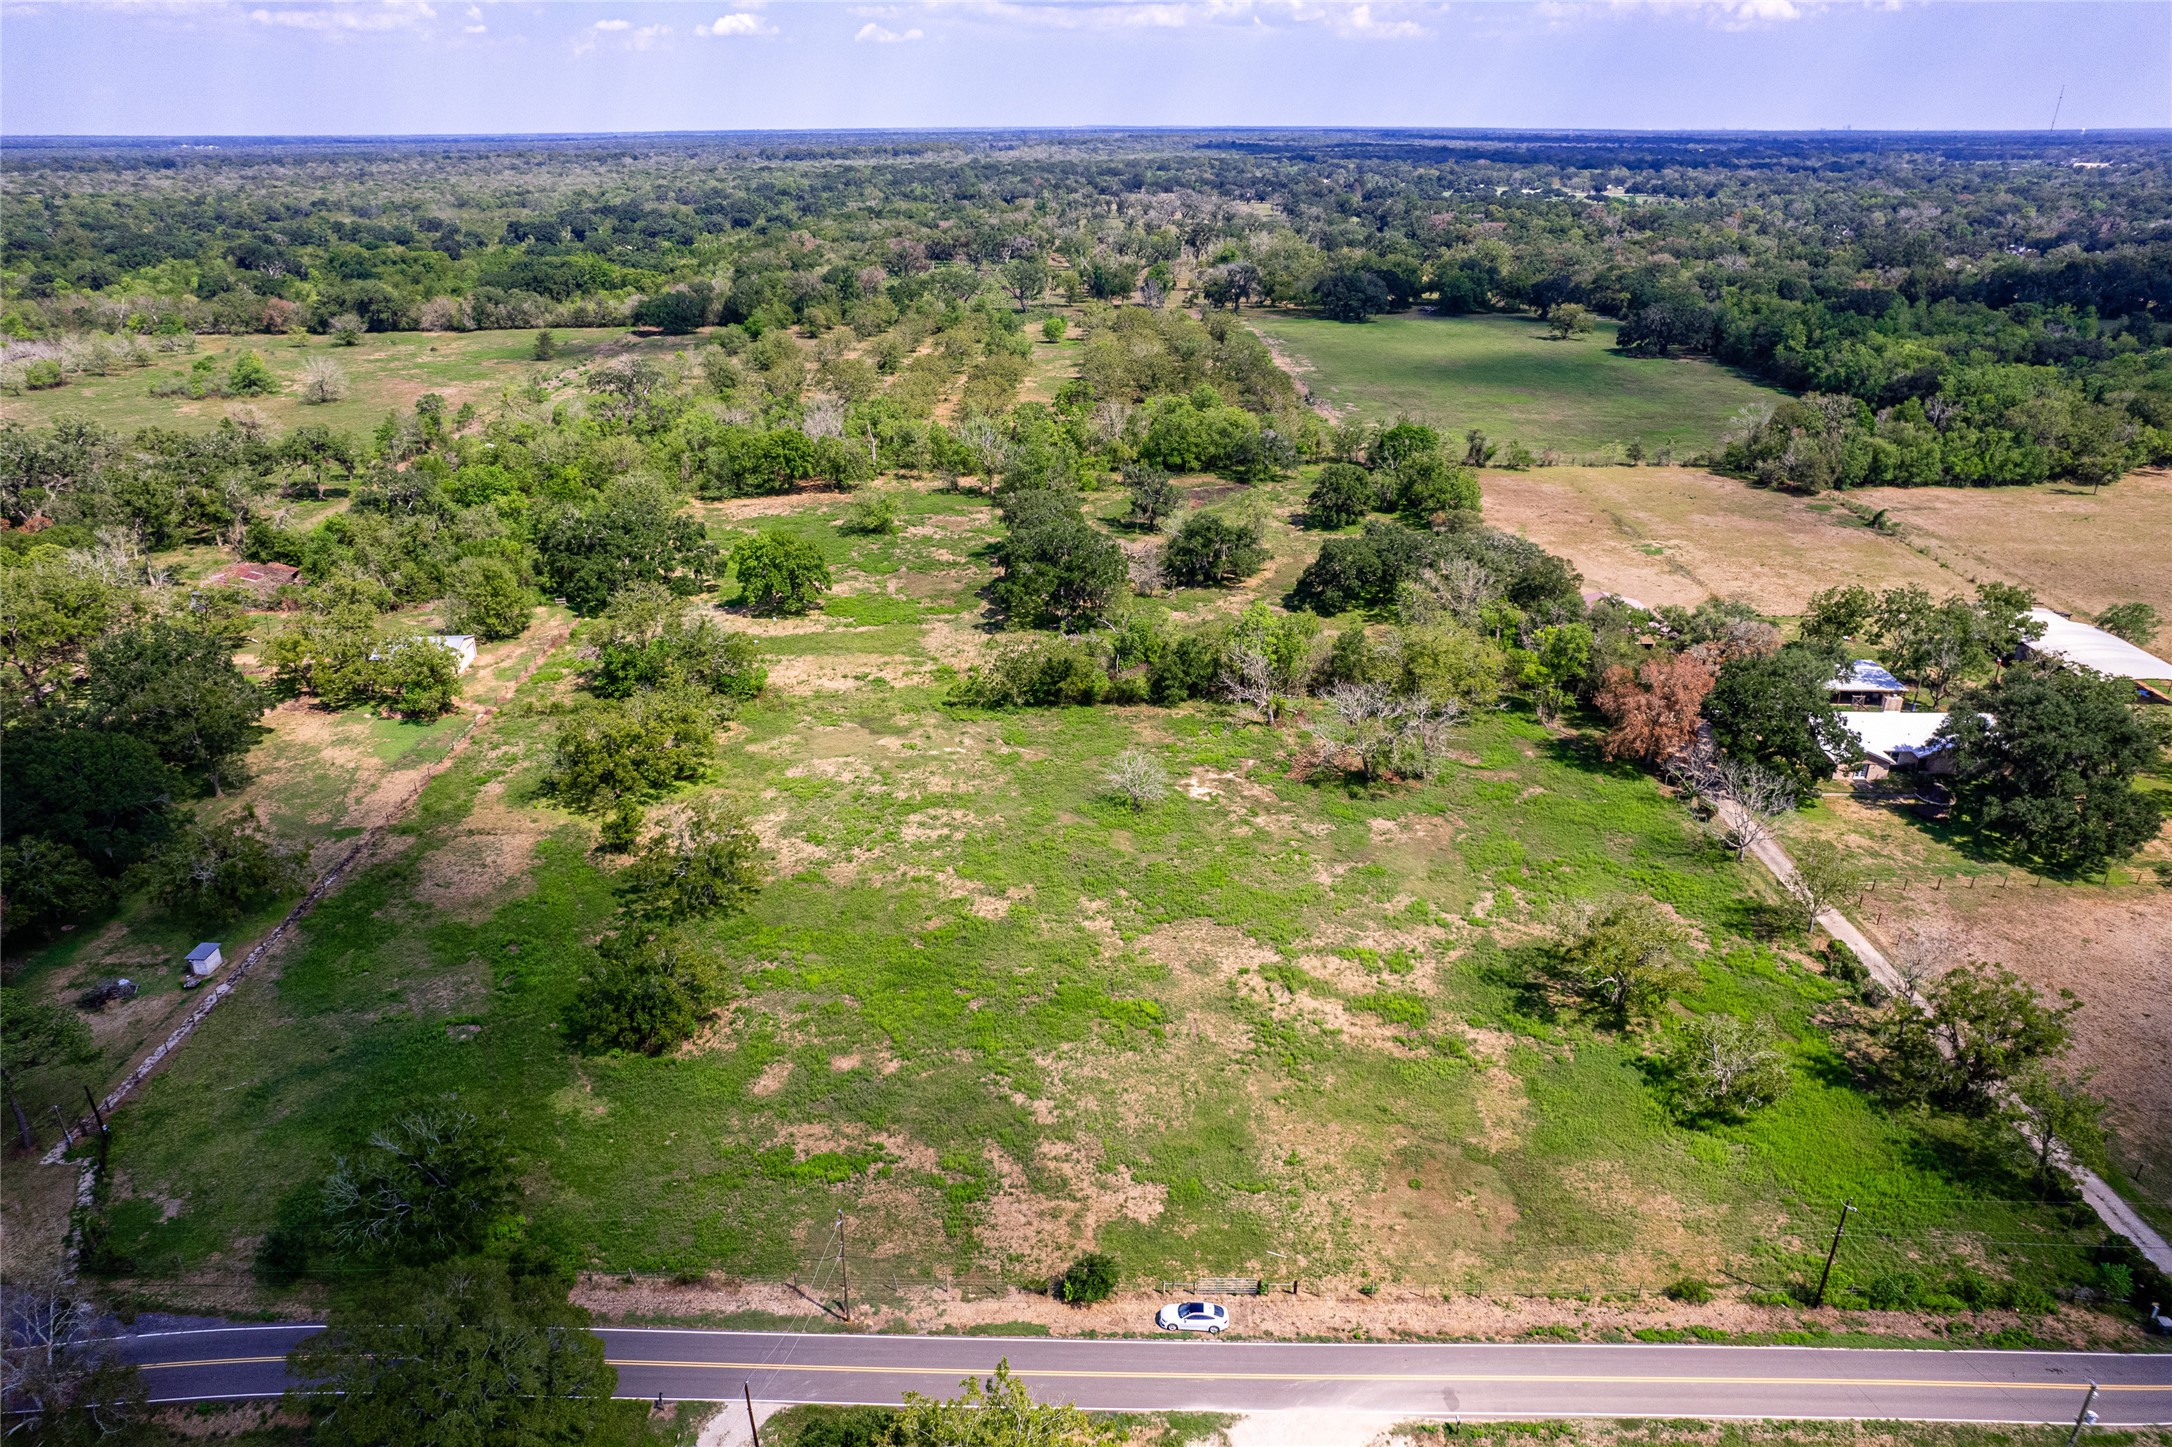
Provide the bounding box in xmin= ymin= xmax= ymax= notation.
xmin=2018 ymin=609 xmax=2172 ymax=700
xmin=186 ymin=942 xmax=224 ymax=977
xmin=425 ymin=634 xmax=480 ymax=675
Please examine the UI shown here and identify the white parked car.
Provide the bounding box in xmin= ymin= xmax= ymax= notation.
xmin=1156 ymin=1301 xmax=1228 ymax=1334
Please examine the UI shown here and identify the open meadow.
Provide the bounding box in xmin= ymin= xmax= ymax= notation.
xmin=1244 ymin=312 xmax=1777 ymax=455
xmin=0 ymin=327 xmax=645 ymax=437
xmin=5 ymin=464 xmax=2142 ymax=1343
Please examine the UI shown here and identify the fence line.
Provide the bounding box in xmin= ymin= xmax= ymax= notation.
xmin=38 ymin=624 xmax=572 ymax=1167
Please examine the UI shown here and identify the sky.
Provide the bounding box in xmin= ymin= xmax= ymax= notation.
xmin=2 ymin=0 xmax=2167 ymax=137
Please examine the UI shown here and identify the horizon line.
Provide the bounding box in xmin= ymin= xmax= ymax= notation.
xmin=6 ymin=124 xmax=2171 ymax=147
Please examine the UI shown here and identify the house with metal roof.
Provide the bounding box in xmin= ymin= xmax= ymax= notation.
xmin=1826 ymin=659 xmax=1907 ymax=711
xmin=1837 ymin=711 xmax=1964 ymax=782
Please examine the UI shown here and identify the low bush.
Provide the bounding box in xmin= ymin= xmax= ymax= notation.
xmin=1056 ymin=1251 xmax=1120 ymax=1305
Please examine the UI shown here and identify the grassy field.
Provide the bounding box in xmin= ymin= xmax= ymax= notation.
xmin=0 ymin=328 xmax=645 ymax=436
xmin=1245 ymin=312 xmax=1779 ymax=455
xmin=1853 ymin=470 xmax=2172 ymax=624
xmin=6 ymin=473 xmax=2126 ymax=1329
xmin=1476 ymin=464 xmax=2172 ymax=625
xmin=1479 ymin=466 xmax=1962 ymax=616
xmin=1783 ymin=786 xmax=2172 ymax=1233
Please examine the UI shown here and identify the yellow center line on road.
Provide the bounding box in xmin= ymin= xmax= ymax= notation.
xmin=135 ymin=1354 xmax=2172 ymax=1396
xmin=600 ymin=1359 xmax=2170 ymax=1392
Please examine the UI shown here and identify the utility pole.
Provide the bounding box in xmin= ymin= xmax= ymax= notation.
xmin=83 ymin=1086 xmax=107 ymax=1136
xmin=2049 ymin=86 xmax=2065 ymax=132
xmin=1812 ymin=1200 xmax=1855 ymax=1307
xmin=2065 ymin=1382 xmax=2098 ymax=1447
xmin=51 ymin=1107 xmax=75 ymax=1149
xmin=744 ymin=1383 xmax=763 ymax=1447
xmin=836 ymin=1210 xmax=851 ymax=1324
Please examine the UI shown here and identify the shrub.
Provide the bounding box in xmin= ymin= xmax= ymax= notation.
xmin=1392 ymin=454 xmax=1481 ymax=522
xmin=839 ymin=491 xmax=899 ymax=535
xmin=587 ymin=584 xmax=763 ymax=700
xmin=1305 ymin=462 xmax=1375 ymax=529
xmin=613 ymin=803 xmax=765 ymax=924
xmin=1664 ymin=1276 xmax=1714 ymax=1304
xmin=225 ymin=349 xmax=278 ymax=396
xmin=24 ymin=359 xmax=65 ymax=390
xmin=729 ymin=532 xmax=832 ymax=615
xmin=1864 ymin=1271 xmax=1921 ymax=1311
xmin=544 ymin=690 xmax=716 ymax=813
xmin=565 ymin=928 xmax=726 ymax=1055
xmin=1057 ymin=1251 xmax=1120 ymax=1305
xmin=952 ymin=635 xmax=1108 ymax=708
xmin=300 ymin=355 xmax=350 ymax=404
xmin=1103 ymin=748 xmax=1169 ymax=810
xmin=1821 ymin=939 xmax=1868 ymax=986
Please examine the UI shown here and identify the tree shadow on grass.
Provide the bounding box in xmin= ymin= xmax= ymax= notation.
xmin=1471 ymin=940 xmax=1563 ymax=1032
xmin=1535 ymin=728 xmax=1648 ymax=784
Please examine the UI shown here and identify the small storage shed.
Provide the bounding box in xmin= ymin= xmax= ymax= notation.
xmin=425 ymin=634 xmax=480 ymax=675
xmin=1827 ymin=660 xmax=1907 ymax=711
xmin=186 ymin=942 xmax=224 ymax=977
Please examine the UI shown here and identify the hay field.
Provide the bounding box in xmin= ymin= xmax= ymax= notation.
xmin=1852 ymin=470 xmax=2172 ymax=623
xmin=1478 ymin=467 xmax=1958 ymax=614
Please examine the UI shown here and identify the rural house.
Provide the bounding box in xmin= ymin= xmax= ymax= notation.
xmin=1826 ymin=659 xmax=1907 ymax=711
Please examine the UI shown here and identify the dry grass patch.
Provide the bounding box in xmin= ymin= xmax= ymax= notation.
xmin=1479 ymin=466 xmax=1956 ymax=613
xmin=1852 ymin=467 xmax=2172 ymax=620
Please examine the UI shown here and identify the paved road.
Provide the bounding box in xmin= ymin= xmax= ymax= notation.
xmin=113 ymin=1324 xmax=2172 ymax=1425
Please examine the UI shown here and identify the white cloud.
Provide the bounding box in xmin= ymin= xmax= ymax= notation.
xmin=697 ymin=11 xmax=777 ymax=34
xmin=592 ymin=17 xmax=631 ymax=29
xmin=911 ymin=1 xmax=1427 ymax=37
xmin=244 ymin=0 xmax=437 ymax=34
xmin=854 ymin=20 xmax=923 ymax=41
xmin=1545 ymin=0 xmax=1818 ymax=27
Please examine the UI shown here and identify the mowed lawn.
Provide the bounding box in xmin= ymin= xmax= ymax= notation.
xmin=1248 ymin=312 xmax=1781 ymax=455
xmin=32 ymin=481 xmax=2107 ymax=1312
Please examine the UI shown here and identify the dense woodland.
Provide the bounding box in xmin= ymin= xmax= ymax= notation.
xmin=4 ymin=130 xmax=2171 ymax=487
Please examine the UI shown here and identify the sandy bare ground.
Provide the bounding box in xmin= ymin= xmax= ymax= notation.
xmin=1478 ymin=467 xmax=1958 ymax=614
xmin=1852 ymin=468 xmax=2172 ymax=622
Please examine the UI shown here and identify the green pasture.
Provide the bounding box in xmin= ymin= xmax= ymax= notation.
xmin=0 ymin=327 xmax=637 ymax=436
xmin=1245 ymin=311 xmax=1782 ymax=455
xmin=67 ymin=642 xmax=2106 ymax=1306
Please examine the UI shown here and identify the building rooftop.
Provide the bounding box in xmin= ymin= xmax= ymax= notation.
xmin=2023 ymin=608 xmax=2172 ymax=681
xmin=1828 ymin=659 xmax=1906 ymax=693
xmin=1838 ymin=711 xmax=1954 ymax=764
xmin=186 ymin=941 xmax=222 ymax=961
